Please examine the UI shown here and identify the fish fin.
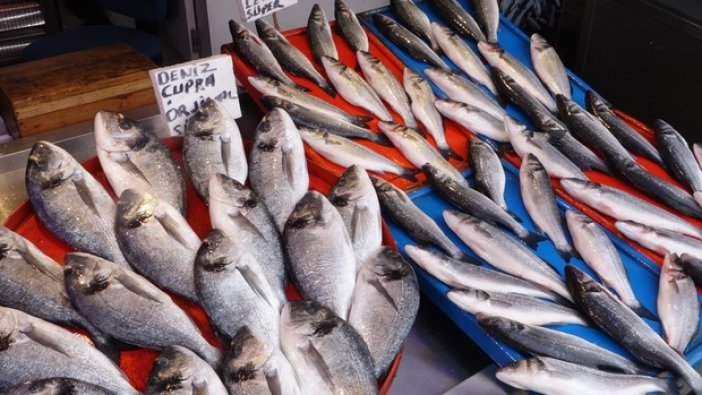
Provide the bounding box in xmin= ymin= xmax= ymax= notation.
xmin=371 ymin=133 xmax=393 ymax=147
xmin=521 ymin=231 xmax=543 ymax=249
xmin=264 ymin=366 xmax=283 ymax=395
xmin=400 ymin=168 xmax=420 ymax=182
xmin=439 ymin=146 xmax=463 ymax=161
xmin=350 ymin=115 xmax=373 ymax=127
xmin=117 ymin=156 xmax=151 ymax=186
xmin=229 ymin=212 xmax=267 ymax=241
xmin=72 ymin=178 xmax=100 ymax=217
xmin=367 ymin=278 xmax=399 ymax=311
xmin=191 ymin=378 xmax=209 ymax=395
xmin=556 ymin=246 xmax=578 ymax=263
xmin=282 ymin=148 xmax=296 ymax=187
xmin=300 ymin=340 xmax=336 ymax=393
xmin=91 ymin=332 xmax=122 ymax=363
xmin=116 ymin=271 xmax=166 ymax=303
xmin=22 ymin=249 xmax=63 ymax=283
xmin=630 ymin=305 xmax=658 ymax=321
xmin=221 ymin=136 xmax=231 ymax=175
xmin=350 ymin=206 xmax=364 ymax=240
xmin=237 ymin=263 xmax=275 ymax=308
xmin=22 ymin=323 xmax=71 ymax=357
xmin=321 ymin=83 xmax=336 ymax=98
xmin=156 ymin=211 xmax=193 ymax=249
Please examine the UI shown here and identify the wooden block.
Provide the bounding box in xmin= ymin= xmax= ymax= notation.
xmin=0 ymin=44 xmax=157 ymax=138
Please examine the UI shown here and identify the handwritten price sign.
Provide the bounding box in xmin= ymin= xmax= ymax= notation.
xmin=238 ymin=0 xmax=297 ymax=22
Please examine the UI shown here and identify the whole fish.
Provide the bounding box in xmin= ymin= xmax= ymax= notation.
xmin=391 ymin=0 xmax=440 ymax=52
xmin=444 ymin=210 xmax=572 ymax=301
xmin=655 ymin=119 xmax=702 ymax=192
xmin=403 ymin=68 xmax=459 ymax=160
xmin=335 ymin=0 xmax=368 ymax=52
xmin=263 ymin=95 xmax=391 ymax=146
xmin=357 ymin=50 xmax=416 ymax=127
xmin=434 ymin=99 xmax=508 ymax=142
xmin=25 ymin=141 xmax=128 ymax=267
xmin=208 ymin=174 xmax=286 ymax=293
xmin=431 ymin=23 xmax=496 ymax=95
xmin=681 ymin=253 xmax=702 ymax=288
xmin=469 ymin=137 xmax=508 ymax=212
xmin=530 ymin=33 xmax=570 ymax=98
xmin=471 ymin=0 xmax=500 ymax=43
xmin=566 ymin=265 xmax=702 ymax=393
xmin=2 ymin=378 xmax=113 ymax=395
xmin=348 ymin=247 xmax=420 ymax=378
xmin=565 ymin=211 xmax=652 ymax=319
xmin=322 ymin=56 xmax=392 ymax=121
xmin=372 ymin=176 xmax=465 ymax=259
xmin=329 ymin=165 xmax=383 ymax=269
xmin=307 ymin=4 xmax=337 ymax=64
xmin=479 ymin=316 xmax=644 ymax=374
xmin=223 ymin=326 xmax=301 ymax=395
xmin=586 ymin=91 xmax=662 ymax=164
xmin=146 ymin=346 xmax=228 ymax=395
xmin=372 ymin=13 xmax=449 ymax=70
xmin=0 ymin=306 xmax=137 ymax=394
xmin=405 ymin=245 xmax=564 ymax=302
xmin=520 ymin=154 xmax=575 ymax=260
xmin=560 ymin=178 xmax=702 ymax=239
xmin=448 ymin=288 xmax=586 ymax=326
xmin=94 ymin=111 xmax=185 ymax=213
xmin=255 ymin=19 xmax=335 ymax=97
xmin=228 ymin=20 xmax=299 ymax=89
xmin=284 ymin=191 xmax=357 ymax=319
xmin=425 ymin=163 xmax=539 ymax=247
xmin=280 ymin=301 xmax=378 ymax=395
xmin=426 ymin=0 xmax=485 ymax=42
xmin=183 ymin=98 xmax=247 ymax=200
xmin=478 ymin=42 xmax=556 ymax=112
xmin=424 ymin=68 xmax=506 ymax=120
xmin=64 ymin=252 xmax=222 ymax=368
xmin=115 ymin=189 xmax=200 ymax=302
xmin=615 ymin=221 xmax=702 ymax=260
xmin=658 ymin=252 xmax=699 ymax=355
xmin=249 ymin=107 xmax=309 ymax=233
xmin=496 ymin=357 xmax=675 ymax=395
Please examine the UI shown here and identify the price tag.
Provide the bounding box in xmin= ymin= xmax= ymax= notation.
xmin=238 ymin=0 xmax=297 ymax=22
xmin=149 ymin=55 xmax=241 ymax=136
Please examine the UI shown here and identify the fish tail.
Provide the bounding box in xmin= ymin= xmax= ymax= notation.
xmin=556 ymin=245 xmax=579 ymax=263
xmin=371 ymin=133 xmax=394 ymax=147
xmin=520 ymin=231 xmax=544 ymax=249
xmin=400 ymin=168 xmax=421 ymax=182
xmin=630 ymin=304 xmax=658 ymax=321
xmin=439 ymin=146 xmax=463 ymax=161
xmin=321 ymin=82 xmax=336 ymax=97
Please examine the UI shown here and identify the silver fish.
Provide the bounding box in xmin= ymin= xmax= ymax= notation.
xmin=25 ymin=141 xmax=127 ymax=267
xmin=348 ymin=247 xmax=420 ymax=378
xmin=146 ymin=346 xmax=228 ymax=395
xmin=426 ymin=0 xmax=485 ymax=42
xmin=424 ymin=68 xmax=506 ymax=120
xmin=372 ymin=13 xmax=449 ymax=70
xmin=115 ymin=189 xmax=200 ymax=302
xmin=681 ymin=252 xmax=702 ymax=288
xmin=434 ymin=99 xmax=508 ymax=142
xmin=658 ymin=252 xmax=699 ymax=355
xmin=183 ymin=98 xmax=247 ymax=200
xmin=94 ymin=111 xmax=185 ymax=213
xmin=530 ymin=33 xmax=571 ymax=98
xmin=471 ymin=0 xmax=500 ymax=43
xmin=655 ymin=119 xmax=702 ymax=192
xmin=469 ymin=137 xmax=508 ymax=213
xmin=391 ymin=0 xmax=440 ymax=52
xmin=64 ymin=252 xmax=222 ymax=368
xmin=616 ymin=220 xmax=702 ymax=262
xmin=335 ymin=0 xmax=368 ymax=52
xmin=1 ymin=378 xmax=113 ymax=395
xmin=249 ymin=108 xmax=308 ymax=233
xmin=308 ymin=4 xmax=338 ymax=64
xmin=357 ymin=50 xmax=416 ymax=127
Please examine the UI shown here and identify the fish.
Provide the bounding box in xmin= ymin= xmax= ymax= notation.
xmin=183 ymin=98 xmax=247 ymax=200
xmin=228 ymin=20 xmax=299 ymax=89
xmin=658 ymin=252 xmax=699 ymax=356
xmin=25 ymin=140 xmax=128 ymax=267
xmin=681 ymin=253 xmax=702 ymax=288
xmin=496 ymin=357 xmax=675 ymax=395
xmin=615 ymin=220 xmax=702 ymax=260
xmin=248 ymin=107 xmax=309 ymax=233
xmin=424 ymin=163 xmax=540 ymax=246
xmin=530 ymin=33 xmax=570 ymax=98
xmin=307 ymin=4 xmax=337 ymax=64
xmin=391 ymin=0 xmax=440 ymax=52
xmin=248 ymin=75 xmax=371 ymax=126
xmin=444 ymin=210 xmax=572 ymax=301
xmin=329 ymin=165 xmax=383 ymax=269
xmin=434 ymin=99 xmax=508 ymax=142
xmin=478 ymin=316 xmax=645 ymax=374
xmin=478 ymin=42 xmax=556 ymax=112
xmin=223 ymin=326 xmax=301 ymax=395
xmin=115 ymin=189 xmax=200 ymax=302
xmin=145 ymin=346 xmax=228 ymax=395
xmin=586 ymin=91 xmax=662 ymax=165
xmin=284 ymin=191 xmax=357 ymax=319
xmin=565 ymin=211 xmax=653 ymax=319
xmin=64 ymin=252 xmax=222 ymax=368
xmin=447 ymin=288 xmax=586 ymax=326
xmin=519 ymin=154 xmax=576 ymax=261
xmin=299 ymin=128 xmax=417 ymax=180
xmin=263 ymin=95 xmax=392 ymax=146
xmin=402 ymin=68 xmax=459 ymax=160
xmin=469 ymin=137 xmax=509 ymax=213
xmin=348 ymin=247 xmax=420 ymax=378
xmin=424 ymin=68 xmax=506 ymax=120
xmin=566 ymin=265 xmax=702 ymax=393
xmin=1 ymin=378 xmax=114 ymax=395
xmin=431 ymin=23 xmax=497 ymax=95
xmin=335 ymin=0 xmax=368 ymax=52
xmin=655 ymin=119 xmax=702 ymax=192
xmin=471 ymin=0 xmax=500 ymax=43
xmin=560 ymin=178 xmax=702 ymax=239
xmin=405 ymin=245 xmax=564 ymax=302
xmin=541 ymin=129 xmax=610 ymax=173
xmin=0 ymin=306 xmax=137 ymax=394
xmin=372 ymin=13 xmax=449 ymax=70
xmin=94 ymin=111 xmax=186 ymax=214
xmin=208 ymin=174 xmax=286 ymax=293
xmin=426 ymin=0 xmax=485 ymax=42
xmin=280 ymin=301 xmax=378 ymax=394
xmin=255 ymin=19 xmax=335 ymax=97
xmin=357 ymin=50 xmax=416 ymax=127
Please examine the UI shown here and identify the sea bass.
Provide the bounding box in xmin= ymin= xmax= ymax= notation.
xmin=335 ymin=0 xmax=368 ymax=52
xmin=391 ymin=0 xmax=440 ymax=52
xmin=426 ymin=0 xmax=485 ymax=41
xmin=307 ymin=4 xmax=337 ymax=64
xmin=469 ymin=137 xmax=508 ymax=213
xmin=658 ymin=252 xmax=699 ymax=355
xmin=530 ymin=33 xmax=570 ymax=98
xmin=655 ymin=119 xmax=702 ymax=193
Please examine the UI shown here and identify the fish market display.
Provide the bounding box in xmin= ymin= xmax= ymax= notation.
xmin=424 ymin=68 xmax=506 ymax=120
xmin=616 ymin=220 xmax=702 ymax=258
xmin=655 ymin=119 xmax=702 ymax=193
xmin=426 ymin=0 xmax=485 ymax=42
xmin=335 ymin=0 xmax=369 ymax=52
xmin=681 ymin=253 xmax=702 ymax=287
xmin=94 ymin=110 xmax=186 ymax=214
xmin=391 ymin=0 xmax=440 ymax=52
xmin=658 ymin=253 xmax=699 ymax=356
xmin=348 ymin=247 xmax=420 ymax=378
xmin=183 ymin=98 xmax=247 ymax=200
xmin=434 ymin=99 xmax=508 ymax=142
xmin=373 ymin=13 xmax=449 ymax=70
xmin=530 ymin=33 xmax=570 ymax=98
xmin=2 ymin=378 xmax=114 ymax=395
xmin=471 ymin=0 xmax=500 ymax=43
xmin=255 ymin=18 xmax=335 ymax=97
xmin=307 ymin=4 xmax=338 ymax=64
xmin=25 ymin=141 xmax=128 ymax=267
xmin=145 ymin=346 xmax=228 ymax=395
xmin=469 ymin=137 xmax=508 ymax=213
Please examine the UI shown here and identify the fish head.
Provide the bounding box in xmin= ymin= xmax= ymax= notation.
xmin=147 ymin=346 xmax=203 ymax=392
xmin=653 ymin=119 xmax=680 ymax=141
xmin=94 ymin=111 xmax=148 ymax=153
xmin=495 ymin=358 xmax=549 ymax=389
xmin=564 ymin=209 xmax=591 ymax=228
xmin=477 ymin=315 xmax=526 ymax=335
xmin=224 ymin=326 xmax=271 ymax=384
xmin=559 ymin=177 xmax=598 ymax=197
xmin=555 ymin=94 xmax=580 ymax=118
xmin=402 ymin=67 xmax=425 ymax=90
xmin=309 ymin=4 xmax=326 ymax=24
xmin=261 ymin=95 xmax=293 ymax=113
xmin=186 ymin=98 xmax=229 ymax=137
xmin=321 ymin=56 xmax=346 ymax=75
xmin=443 ymin=209 xmax=480 ymax=230
xmin=585 ymin=90 xmax=609 ymax=113
xmin=254 ymin=18 xmax=276 ymax=40
xmin=521 ymin=153 xmax=546 ymax=173
xmin=335 ymin=0 xmax=350 ymax=13
xmin=26 ymin=141 xmax=80 ymax=189
xmin=208 ymin=173 xmax=259 ymax=215
xmin=370 ymin=175 xmax=394 ymax=194
xmin=281 ymin=301 xmax=341 ymax=337
xmin=614 ymin=220 xmax=651 ymax=241
xmin=356 ymin=50 xmax=380 ymax=70
xmin=477 ymin=41 xmax=503 ymax=61
xmin=64 ymin=252 xmax=117 ymax=296
xmin=367 ymin=247 xmax=412 ymax=281
xmin=228 ymin=19 xmax=250 ymax=42
xmin=195 ymin=230 xmax=240 ymax=273
xmin=421 ymin=162 xmax=445 ymax=183
xmin=0 ymin=307 xmax=22 ymax=349
xmin=285 ymin=191 xmax=335 ymax=231
xmin=529 ymin=33 xmax=550 ymax=52
xmin=0 ymin=226 xmax=18 ymax=260
xmin=255 ymin=108 xmax=298 ymax=150
xmin=564 ymin=264 xmax=603 ymax=301
xmin=662 ymin=252 xmax=687 ymax=279
xmin=372 ymin=13 xmax=395 ymax=30
xmin=503 ymin=116 xmax=529 ymax=139
xmin=329 ymin=165 xmax=373 ymax=207
xmin=116 ymin=189 xmax=156 ymax=229
xmin=434 ymin=99 xmax=463 ymax=114
xmin=247 ymin=75 xmax=276 ymax=95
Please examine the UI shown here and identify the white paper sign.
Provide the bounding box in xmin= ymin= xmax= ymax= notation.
xmin=149 ymin=54 xmax=241 ymax=136
xmin=238 ymin=0 xmax=297 ymax=22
